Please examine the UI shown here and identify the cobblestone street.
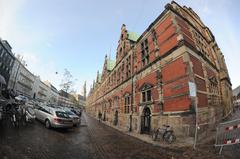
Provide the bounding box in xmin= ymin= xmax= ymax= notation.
xmin=0 ymin=112 xmax=239 ymax=159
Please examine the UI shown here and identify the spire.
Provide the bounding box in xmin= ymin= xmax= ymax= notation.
xmin=96 ymin=70 xmax=99 ymax=83
xmin=121 ymin=24 xmax=126 ymax=30
xmin=83 ymin=81 xmax=86 ymax=99
xmin=93 ymin=80 xmax=95 ymax=88
xmin=109 ymin=47 xmax=111 ymax=60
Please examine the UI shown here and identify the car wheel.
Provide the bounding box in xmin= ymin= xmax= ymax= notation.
xmin=45 ymin=119 xmax=51 ymax=129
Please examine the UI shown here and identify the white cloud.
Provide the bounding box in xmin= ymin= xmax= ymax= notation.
xmin=190 ymin=0 xmax=240 ymax=88
xmin=20 ymin=52 xmax=39 ymax=66
xmin=32 ymin=60 xmax=60 ymax=88
xmin=0 ymin=0 xmax=63 ymax=90
xmin=0 ymin=0 xmax=26 ymax=42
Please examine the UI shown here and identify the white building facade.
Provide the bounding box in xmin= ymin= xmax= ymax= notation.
xmin=8 ymin=57 xmax=59 ymax=103
xmin=8 ymin=58 xmax=35 ymax=99
xmin=44 ymin=81 xmax=59 ymax=105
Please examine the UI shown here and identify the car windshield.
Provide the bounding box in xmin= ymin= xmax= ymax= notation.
xmin=65 ymin=110 xmax=74 ymax=115
xmin=55 ymin=111 xmax=69 ymax=118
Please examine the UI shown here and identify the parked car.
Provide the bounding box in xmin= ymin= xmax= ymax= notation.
xmin=26 ymin=101 xmax=34 ymax=108
xmin=61 ymin=107 xmax=80 ymax=127
xmin=24 ymin=106 xmax=36 ymax=123
xmin=70 ymin=107 xmax=82 ymax=117
xmin=34 ymin=106 xmax=73 ymax=129
xmin=15 ymin=95 xmax=28 ymax=102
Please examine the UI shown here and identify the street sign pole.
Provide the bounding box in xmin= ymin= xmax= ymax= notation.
xmin=189 ymin=82 xmax=198 ymax=149
xmin=193 ymin=96 xmax=198 ymax=149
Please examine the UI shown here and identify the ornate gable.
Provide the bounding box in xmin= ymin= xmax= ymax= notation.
xmin=116 ymin=24 xmax=139 ymax=64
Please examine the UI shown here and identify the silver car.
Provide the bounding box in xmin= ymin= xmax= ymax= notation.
xmin=62 ymin=107 xmax=80 ymax=126
xmin=35 ymin=106 xmax=73 ymax=129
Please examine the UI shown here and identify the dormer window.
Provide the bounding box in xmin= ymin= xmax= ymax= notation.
xmin=120 ymin=47 xmax=122 ymax=56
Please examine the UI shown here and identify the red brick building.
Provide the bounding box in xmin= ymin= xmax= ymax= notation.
xmin=86 ymin=1 xmax=232 ymax=137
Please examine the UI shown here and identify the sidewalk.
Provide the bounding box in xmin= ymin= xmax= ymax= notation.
xmin=85 ymin=113 xmax=194 ymax=149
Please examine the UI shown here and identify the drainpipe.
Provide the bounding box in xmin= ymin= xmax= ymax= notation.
xmin=193 ymin=95 xmax=198 ymax=149
xmin=188 ymin=66 xmax=198 ymax=149
xmin=129 ymin=48 xmax=135 ymax=132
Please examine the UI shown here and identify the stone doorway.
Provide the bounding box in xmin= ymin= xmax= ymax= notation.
xmin=141 ymin=107 xmax=151 ymax=134
xmin=113 ymin=110 xmax=118 ymax=126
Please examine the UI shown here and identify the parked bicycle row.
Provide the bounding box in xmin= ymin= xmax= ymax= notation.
xmin=0 ymin=88 xmax=35 ymax=127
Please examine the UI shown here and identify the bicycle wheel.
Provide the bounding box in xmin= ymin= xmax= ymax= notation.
xmin=152 ymin=130 xmax=158 ymax=141
xmin=166 ymin=133 xmax=176 ymax=144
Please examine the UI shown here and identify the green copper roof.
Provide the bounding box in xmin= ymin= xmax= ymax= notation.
xmin=127 ymin=32 xmax=139 ymax=42
xmin=107 ymin=59 xmax=116 ymax=71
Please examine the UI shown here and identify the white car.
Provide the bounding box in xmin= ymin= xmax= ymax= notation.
xmin=35 ymin=106 xmax=73 ymax=129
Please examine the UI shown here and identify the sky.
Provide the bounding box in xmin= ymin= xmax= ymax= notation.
xmin=0 ymin=0 xmax=239 ymax=94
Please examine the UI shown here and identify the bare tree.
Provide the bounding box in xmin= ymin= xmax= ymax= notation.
xmin=60 ymin=69 xmax=74 ymax=93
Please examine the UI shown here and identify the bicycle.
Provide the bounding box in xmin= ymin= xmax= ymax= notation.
xmin=152 ymin=124 xmax=176 ymax=144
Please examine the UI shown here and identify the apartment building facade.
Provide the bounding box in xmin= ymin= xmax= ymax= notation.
xmin=8 ymin=57 xmax=35 ymax=98
xmin=0 ymin=39 xmax=15 ymax=87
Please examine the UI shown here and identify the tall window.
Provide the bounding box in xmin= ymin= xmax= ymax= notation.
xmin=141 ymin=84 xmax=152 ymax=103
xmin=109 ymin=100 xmax=112 ymax=111
xmin=117 ymin=68 xmax=121 ymax=83
xmin=152 ymin=30 xmax=158 ymax=45
xmin=113 ymin=71 xmax=116 ymax=85
xmin=124 ymin=95 xmax=131 ymax=113
xmin=152 ymin=30 xmax=159 ymax=52
xmin=126 ymin=55 xmax=131 ymax=79
xmin=114 ymin=96 xmax=119 ymax=109
xmin=141 ymin=39 xmax=149 ymax=66
xmin=208 ymin=76 xmax=219 ymax=106
xmin=120 ymin=47 xmax=122 ymax=57
xmin=122 ymin=61 xmax=125 ymax=81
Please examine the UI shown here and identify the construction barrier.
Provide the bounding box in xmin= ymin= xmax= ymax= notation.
xmin=215 ymin=118 xmax=240 ymax=154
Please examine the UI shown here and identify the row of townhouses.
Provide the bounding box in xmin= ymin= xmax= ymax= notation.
xmin=86 ymin=1 xmax=233 ymax=139
xmin=0 ymin=38 xmax=86 ymax=107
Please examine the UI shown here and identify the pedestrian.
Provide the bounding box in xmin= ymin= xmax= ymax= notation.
xmin=79 ymin=110 xmax=82 ymax=117
xmin=98 ymin=112 xmax=102 ymax=122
